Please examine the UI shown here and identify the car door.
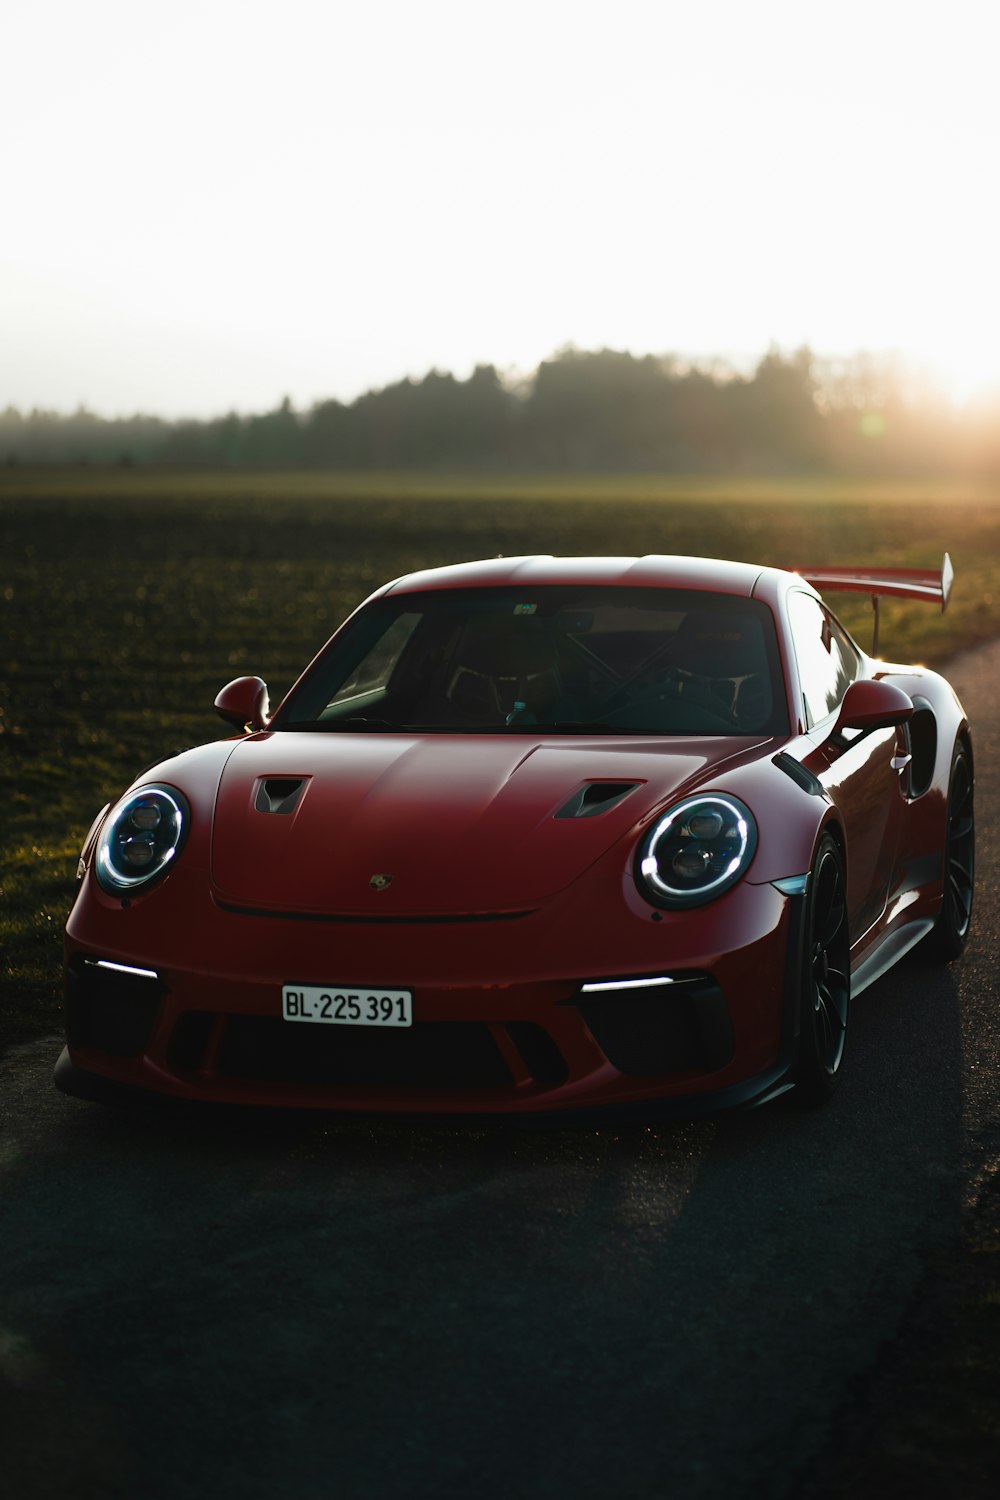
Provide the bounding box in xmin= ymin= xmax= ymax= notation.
xmin=788 ymin=590 xmax=909 ymax=939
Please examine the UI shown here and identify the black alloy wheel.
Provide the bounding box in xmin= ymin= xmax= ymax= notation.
xmin=795 ymin=833 xmax=851 ymax=1106
xmin=922 ymin=743 xmax=975 ymax=962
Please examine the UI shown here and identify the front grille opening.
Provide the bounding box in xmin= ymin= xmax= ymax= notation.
xmin=576 ymin=976 xmax=734 ymax=1075
xmin=66 ymin=960 xmax=163 ymax=1057
xmin=215 ymin=1016 xmax=514 ymax=1091
xmin=168 ymin=1011 xmax=216 ymax=1072
xmin=505 ymin=1021 xmax=569 ymax=1086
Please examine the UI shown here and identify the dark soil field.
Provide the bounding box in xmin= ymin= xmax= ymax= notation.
xmin=2 ymin=468 xmax=998 ymax=1049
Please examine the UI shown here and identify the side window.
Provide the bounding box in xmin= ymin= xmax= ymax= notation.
xmin=787 ymin=591 xmax=860 ymax=727
xmin=327 ymin=612 xmax=422 ymax=704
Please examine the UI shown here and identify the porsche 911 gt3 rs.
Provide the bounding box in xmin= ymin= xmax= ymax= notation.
xmin=57 ymin=552 xmax=973 ymax=1117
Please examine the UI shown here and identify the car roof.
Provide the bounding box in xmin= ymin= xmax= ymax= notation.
xmin=383 ymin=554 xmax=800 ymax=601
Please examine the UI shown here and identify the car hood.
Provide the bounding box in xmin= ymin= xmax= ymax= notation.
xmin=210 ymin=731 xmax=770 ymax=915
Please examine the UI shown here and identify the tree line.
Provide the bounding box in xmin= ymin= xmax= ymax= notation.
xmin=3 ymin=345 xmax=998 ymax=474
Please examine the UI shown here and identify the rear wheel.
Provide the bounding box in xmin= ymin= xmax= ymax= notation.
xmin=794 ymin=834 xmax=850 ymax=1107
xmin=921 ymin=743 xmax=974 ymax=962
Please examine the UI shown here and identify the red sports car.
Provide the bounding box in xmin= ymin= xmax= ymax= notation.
xmin=57 ymin=553 xmax=973 ymax=1118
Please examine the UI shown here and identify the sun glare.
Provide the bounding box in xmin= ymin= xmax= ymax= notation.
xmin=926 ymin=348 xmax=1000 ymax=406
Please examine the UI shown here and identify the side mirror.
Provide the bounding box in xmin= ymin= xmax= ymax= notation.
xmin=833 ymin=678 xmax=913 ymax=736
xmin=214 ymin=676 xmax=270 ymax=732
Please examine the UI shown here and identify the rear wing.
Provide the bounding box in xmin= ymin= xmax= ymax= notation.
xmin=796 ymin=553 xmax=952 ymax=656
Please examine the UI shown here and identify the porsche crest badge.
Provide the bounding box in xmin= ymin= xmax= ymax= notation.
xmin=369 ymin=873 xmax=393 ymax=891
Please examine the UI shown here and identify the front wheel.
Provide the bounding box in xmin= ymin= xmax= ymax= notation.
xmin=794 ymin=834 xmax=851 ymax=1107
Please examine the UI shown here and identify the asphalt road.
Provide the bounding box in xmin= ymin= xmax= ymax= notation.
xmin=3 ymin=640 xmax=999 ymax=1500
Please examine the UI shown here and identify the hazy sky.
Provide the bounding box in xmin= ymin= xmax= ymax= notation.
xmin=3 ymin=0 xmax=999 ymax=417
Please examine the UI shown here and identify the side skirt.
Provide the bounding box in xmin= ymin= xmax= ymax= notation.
xmin=850 ymin=919 xmax=936 ymax=997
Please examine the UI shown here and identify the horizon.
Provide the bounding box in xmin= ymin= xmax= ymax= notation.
xmin=1 ymin=340 xmax=995 ymax=426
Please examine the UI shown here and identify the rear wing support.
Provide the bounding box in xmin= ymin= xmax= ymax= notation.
xmin=796 ymin=554 xmax=953 ymax=657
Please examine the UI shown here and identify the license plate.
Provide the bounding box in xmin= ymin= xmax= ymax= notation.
xmin=282 ymin=985 xmax=412 ymax=1027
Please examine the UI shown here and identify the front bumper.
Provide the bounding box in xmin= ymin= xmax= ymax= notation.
xmin=60 ymin=862 xmax=802 ymax=1118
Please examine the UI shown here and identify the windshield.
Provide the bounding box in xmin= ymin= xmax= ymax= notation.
xmin=274 ymin=585 xmax=788 ymax=736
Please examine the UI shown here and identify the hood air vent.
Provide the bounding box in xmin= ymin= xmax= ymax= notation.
xmin=555 ymin=781 xmax=641 ymax=820
xmin=255 ymin=777 xmax=306 ymax=815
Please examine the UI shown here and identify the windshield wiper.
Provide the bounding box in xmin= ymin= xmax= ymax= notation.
xmin=531 ymin=720 xmax=638 ymax=734
xmin=279 ymin=718 xmax=645 ymax=735
xmin=277 ymin=717 xmax=400 ymax=732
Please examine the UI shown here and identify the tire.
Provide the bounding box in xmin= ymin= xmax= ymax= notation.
xmin=794 ymin=833 xmax=851 ymax=1107
xmin=921 ymin=743 xmax=974 ymax=962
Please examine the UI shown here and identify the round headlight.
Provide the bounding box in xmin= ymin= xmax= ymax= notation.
xmin=95 ymin=785 xmax=189 ymax=894
xmin=635 ymin=793 xmax=757 ymax=908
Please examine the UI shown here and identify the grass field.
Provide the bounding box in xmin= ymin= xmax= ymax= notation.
xmin=2 ymin=468 xmax=999 ymax=1047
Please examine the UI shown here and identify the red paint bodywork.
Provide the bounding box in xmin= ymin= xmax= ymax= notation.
xmin=60 ymin=555 xmax=970 ymax=1117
